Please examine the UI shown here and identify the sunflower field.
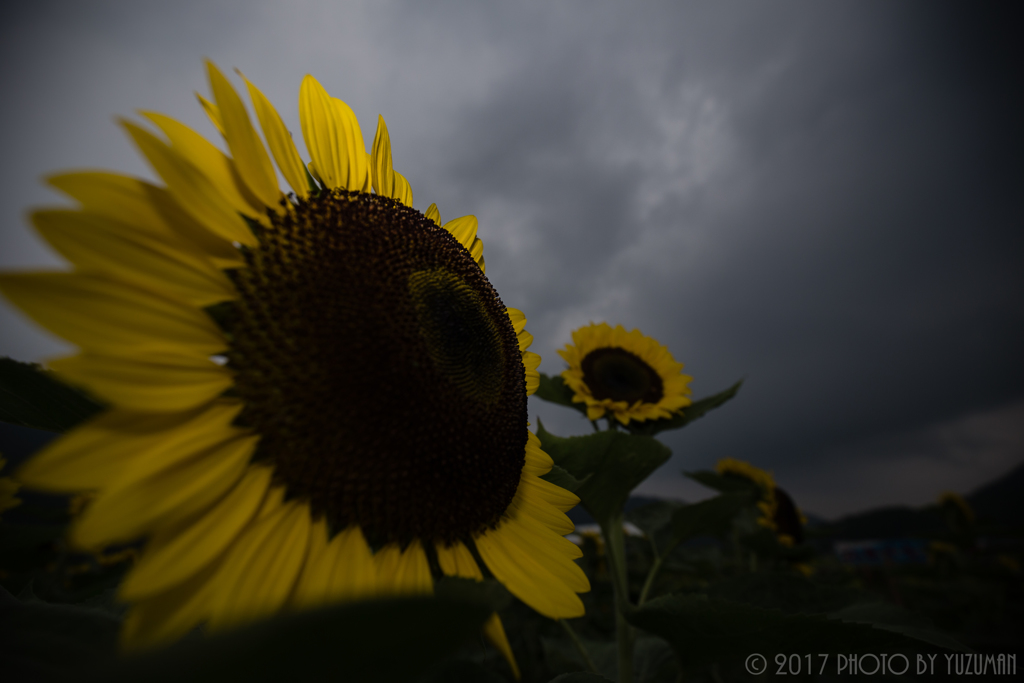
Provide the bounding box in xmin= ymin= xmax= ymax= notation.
xmin=0 ymin=64 xmax=1020 ymax=682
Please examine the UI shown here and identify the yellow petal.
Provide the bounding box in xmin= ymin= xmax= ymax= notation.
xmin=506 ymin=308 xmax=527 ymax=336
xmin=299 ymin=76 xmax=369 ymax=192
xmin=332 ymin=98 xmax=371 ymax=193
xmin=16 ymin=402 xmax=241 ymax=492
xmin=139 ymin=112 xmax=269 ymax=227
xmin=45 ymin=172 xmax=243 ymax=268
xmin=499 ymin=516 xmax=588 ymax=593
xmin=393 ymin=171 xmax=413 ymax=207
xmin=48 ymin=353 xmax=233 ymax=412
xmin=470 ymin=236 xmax=484 ymax=266
xmin=0 ymin=272 xmax=226 ymax=356
xmin=475 ymin=529 xmax=584 ymax=619
xmin=32 ymin=209 xmax=235 ymax=307
xmin=71 ymin=432 xmax=257 ymax=549
xmin=374 ymin=540 xmax=433 ymax=596
xmin=370 ymin=115 xmax=395 ymax=199
xmin=206 ymin=62 xmax=280 ymax=209
xmin=195 ymin=93 xmax=225 ymax=136
xmin=525 ymin=431 xmax=554 ymax=470
xmin=324 ymin=525 xmax=378 ymax=601
xmin=436 ymin=542 xmax=483 ymax=580
xmin=370 ymin=116 xmax=414 ymax=207
xmin=443 ymin=215 xmax=478 ymax=251
xmin=507 ymin=489 xmax=575 ymax=537
xmin=121 ymin=120 xmax=256 ymax=245
xmin=484 ymin=614 xmax=521 ymax=680
xmin=517 ymin=474 xmax=580 ymax=513
xmin=256 ymin=485 xmax=287 ymax=522
xmin=523 ymin=351 xmax=541 ymax=396
xmin=425 ymin=203 xmax=441 ymax=226
xmin=516 ymin=328 xmax=534 ymax=353
xmin=242 ymin=74 xmax=309 ymax=198
xmin=119 ymin=464 xmax=271 ymax=601
xmin=120 ymin=551 xmax=225 ymax=651
xmin=306 ymin=161 xmax=323 ymax=186
xmin=299 ymin=77 xmax=342 ymax=189
xmin=207 ymin=498 xmax=311 ymax=631
xmin=290 ymin=516 xmax=333 ymax=608
xmin=434 ymin=539 xmax=520 ymax=676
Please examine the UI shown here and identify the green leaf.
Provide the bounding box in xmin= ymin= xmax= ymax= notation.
xmin=707 ymin=573 xmax=872 ymax=615
xmin=535 ymin=373 xmax=589 ymax=417
xmin=548 ymin=674 xmax=615 ymax=683
xmin=434 ymin=576 xmax=512 ymax=613
xmin=667 ymin=494 xmax=751 ymax=545
xmin=541 ymin=464 xmax=590 ymax=493
xmin=626 ymin=594 xmax=959 ymax=669
xmin=0 ymin=357 xmax=104 ymax=432
xmin=829 ymin=602 xmax=972 ymax=654
xmin=624 ymin=380 xmax=743 ymax=436
xmin=0 ymin=586 xmax=120 ymax=680
xmin=85 ymin=594 xmax=495 ymax=683
xmin=626 ymin=494 xmax=749 ymax=558
xmin=543 ymin=634 xmax=675 ymax=682
xmin=684 ymin=469 xmax=761 ymax=496
xmin=536 ymin=421 xmax=671 ymax=527
xmin=420 ymin=660 xmax=507 ymax=683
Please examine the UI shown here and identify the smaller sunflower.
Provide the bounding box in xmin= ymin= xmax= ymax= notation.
xmin=716 ymin=457 xmax=778 ymax=528
xmin=715 ymin=458 xmax=805 ymax=546
xmin=938 ymin=491 xmax=975 ymax=524
xmin=558 ymin=323 xmax=692 ymax=425
xmin=0 ymin=456 xmax=21 ymax=520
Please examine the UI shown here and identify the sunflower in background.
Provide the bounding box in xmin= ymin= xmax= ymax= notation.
xmin=559 ymin=322 xmax=692 ymax=425
xmin=938 ymin=491 xmax=975 ymax=525
xmin=715 ymin=458 xmax=805 ymax=546
xmin=0 ymin=61 xmax=588 ymax=672
xmin=0 ymin=456 xmax=21 ymax=521
xmin=938 ymin=490 xmax=976 ymax=547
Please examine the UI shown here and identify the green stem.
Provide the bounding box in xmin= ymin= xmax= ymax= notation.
xmin=602 ymin=514 xmax=634 ymax=683
xmin=638 ymin=533 xmax=685 ymax=606
xmin=560 ymin=619 xmax=599 ymax=674
xmin=638 ymin=554 xmax=663 ymax=606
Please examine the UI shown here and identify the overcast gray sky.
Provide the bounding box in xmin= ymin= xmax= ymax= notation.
xmin=1 ymin=1 xmax=1021 ymax=517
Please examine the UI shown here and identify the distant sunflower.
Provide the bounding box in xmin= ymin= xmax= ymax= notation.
xmin=715 ymin=458 xmax=804 ymax=546
xmin=0 ymin=62 xmax=587 ymax=668
xmin=558 ymin=323 xmax=692 ymax=425
xmin=938 ymin=491 xmax=975 ymax=524
xmin=0 ymin=456 xmax=21 ymax=520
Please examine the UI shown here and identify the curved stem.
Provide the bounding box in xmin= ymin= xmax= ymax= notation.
xmin=638 ymin=554 xmax=663 ymax=606
xmin=560 ymin=619 xmax=599 ymax=674
xmin=638 ymin=535 xmax=683 ymax=606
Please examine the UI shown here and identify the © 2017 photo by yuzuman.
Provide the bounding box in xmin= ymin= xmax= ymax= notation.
xmin=0 ymin=2 xmax=1021 ymax=682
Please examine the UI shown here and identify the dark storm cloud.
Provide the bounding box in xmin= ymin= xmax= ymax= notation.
xmin=0 ymin=1 xmax=1020 ymax=516
xmin=423 ymin=1 xmax=1024 ymax=512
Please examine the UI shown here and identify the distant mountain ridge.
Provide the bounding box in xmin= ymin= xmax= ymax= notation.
xmin=798 ymin=461 xmax=1024 ymax=540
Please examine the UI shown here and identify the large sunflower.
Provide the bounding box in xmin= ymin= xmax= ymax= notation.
xmin=0 ymin=62 xmax=588 ymax=669
xmin=558 ymin=322 xmax=692 ymax=425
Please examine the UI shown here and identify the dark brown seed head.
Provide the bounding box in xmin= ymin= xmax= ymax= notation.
xmin=580 ymin=347 xmax=663 ymax=404
xmin=220 ymin=190 xmax=527 ymax=547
